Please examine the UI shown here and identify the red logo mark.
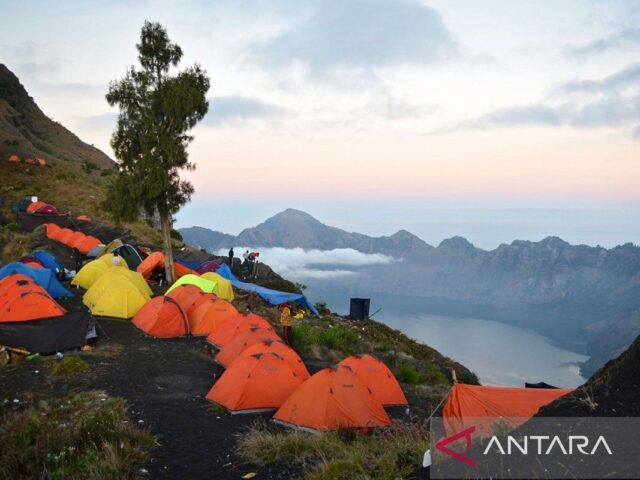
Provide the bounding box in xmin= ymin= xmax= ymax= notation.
xmin=436 ymin=426 xmax=476 ymax=466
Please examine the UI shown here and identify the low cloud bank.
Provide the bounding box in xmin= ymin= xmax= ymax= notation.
xmin=215 ymin=247 xmax=392 ymax=280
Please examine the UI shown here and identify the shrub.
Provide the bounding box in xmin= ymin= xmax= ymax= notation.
xmin=422 ymin=363 xmax=449 ymax=386
xmin=6 ymin=222 xmax=19 ymax=232
xmin=0 ymin=391 xmax=154 ymax=479
xmin=317 ymin=326 xmax=360 ymax=353
xmin=47 ymin=356 xmax=89 ymax=377
xmin=396 ymin=363 xmax=422 ymax=385
xmin=169 ymin=228 xmax=183 ymax=241
xmin=291 ymin=323 xmax=316 ymax=354
xmin=236 ymin=421 xmax=429 ymax=480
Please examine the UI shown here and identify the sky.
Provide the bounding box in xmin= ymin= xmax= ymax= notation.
xmin=2 ymin=0 xmax=639 ymax=248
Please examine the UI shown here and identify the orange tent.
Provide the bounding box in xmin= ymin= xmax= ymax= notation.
xmin=274 ymin=365 xmax=391 ymax=432
xmin=239 ymin=339 xmax=310 ymax=380
xmin=0 ymin=290 xmax=66 ymax=322
xmin=188 ymin=298 xmax=238 ymax=336
xmin=24 ymin=158 xmax=36 ymax=164
xmin=56 ymin=228 xmax=76 ymax=244
xmin=338 ymin=354 xmax=407 ymax=406
xmin=443 ymin=383 xmax=573 ymax=437
xmin=182 ymin=291 xmax=217 ymax=317
xmin=45 ymin=223 xmax=61 ymax=239
xmin=206 ymin=313 xmax=273 ymax=349
xmin=26 ymin=201 xmax=48 ymax=213
xmin=76 ymin=214 xmax=91 ymax=221
xmin=7 ymin=154 xmax=20 ymax=162
xmin=137 ymin=251 xmax=193 ymax=279
xmin=36 ymin=158 xmax=47 ymax=166
xmin=64 ymin=231 xmax=85 ymax=248
xmin=73 ymin=235 xmax=101 ymax=254
xmin=0 ymin=275 xmax=39 ymax=303
xmin=132 ymin=296 xmax=189 ymax=338
xmin=206 ymin=352 xmax=306 ymax=414
xmin=215 ymin=327 xmax=280 ymax=367
xmin=165 ymin=284 xmax=205 ymax=311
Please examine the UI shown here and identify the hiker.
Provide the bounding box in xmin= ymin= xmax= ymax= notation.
xmin=228 ymin=247 xmax=234 ymax=269
xmin=242 ymin=250 xmax=249 ymax=265
xmin=112 ymin=251 xmax=122 ymax=267
xmin=280 ymin=303 xmax=293 ymax=347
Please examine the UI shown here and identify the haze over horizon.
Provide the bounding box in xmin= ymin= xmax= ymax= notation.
xmin=2 ymin=0 xmax=639 ymax=248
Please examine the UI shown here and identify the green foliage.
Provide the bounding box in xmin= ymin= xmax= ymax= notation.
xmin=104 ymin=21 xmax=210 ymax=224
xmin=236 ymin=421 xmax=429 ymax=480
xmin=6 ymin=222 xmax=19 ymax=232
xmin=396 ymin=363 xmax=422 ymax=385
xmin=0 ymin=391 xmax=154 ymax=479
xmin=291 ymin=323 xmax=361 ymax=355
xmin=47 ymin=356 xmax=90 ymax=377
xmin=422 ymin=363 xmax=449 ymax=386
xmin=170 ymin=228 xmax=183 ymax=241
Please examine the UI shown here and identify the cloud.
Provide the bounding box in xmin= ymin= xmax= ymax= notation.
xmin=556 ymin=63 xmax=640 ymax=94
xmin=203 ymin=94 xmax=282 ymax=126
xmin=249 ymin=0 xmax=456 ymax=71
xmin=214 ymin=246 xmax=392 ymax=280
xmin=566 ymin=27 xmax=640 ymax=57
xmin=80 ymin=112 xmax=118 ymax=130
xmin=633 ymin=125 xmax=640 ymax=140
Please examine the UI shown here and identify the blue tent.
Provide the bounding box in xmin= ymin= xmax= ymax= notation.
xmin=175 ymin=258 xmax=202 ymax=270
xmin=0 ymin=262 xmax=72 ymax=298
xmin=31 ymin=251 xmax=63 ymax=275
xmin=86 ymin=244 xmax=103 ymax=258
xmin=216 ymin=264 xmax=318 ymax=314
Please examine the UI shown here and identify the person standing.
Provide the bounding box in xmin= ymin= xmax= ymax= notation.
xmin=242 ymin=250 xmax=249 ymax=265
xmin=279 ymin=303 xmax=293 ymax=347
xmin=228 ymin=247 xmax=234 ymax=269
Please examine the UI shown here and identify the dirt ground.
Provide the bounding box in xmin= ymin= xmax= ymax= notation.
xmin=1 ymin=288 xmax=420 ymax=479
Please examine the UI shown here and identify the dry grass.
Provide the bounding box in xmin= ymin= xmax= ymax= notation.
xmin=46 ymin=356 xmax=90 ymax=377
xmin=0 ymin=390 xmax=155 ymax=479
xmin=236 ymin=421 xmax=429 ymax=480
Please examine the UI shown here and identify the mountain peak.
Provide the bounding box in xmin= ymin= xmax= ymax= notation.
xmin=438 ymin=236 xmax=476 ymax=251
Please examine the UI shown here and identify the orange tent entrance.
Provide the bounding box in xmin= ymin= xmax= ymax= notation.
xmin=132 ymin=296 xmax=189 ymax=338
xmin=206 ymin=313 xmax=273 ymax=349
xmin=338 ymin=354 xmax=407 ymax=406
xmin=238 ymin=339 xmax=310 ymax=380
xmin=188 ymin=297 xmax=238 ymax=336
xmin=442 ymin=383 xmax=573 ymax=437
xmin=215 ymin=327 xmax=280 ymax=368
xmin=206 ymin=352 xmax=306 ymax=414
xmin=274 ymin=365 xmax=391 ymax=432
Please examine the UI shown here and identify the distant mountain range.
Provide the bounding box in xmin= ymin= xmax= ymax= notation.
xmin=180 ymin=209 xmax=640 ymax=376
xmin=180 ymin=208 xmax=430 ymax=256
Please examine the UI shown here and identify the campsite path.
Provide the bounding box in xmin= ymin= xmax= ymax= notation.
xmin=1 ymin=313 xmax=301 ymax=479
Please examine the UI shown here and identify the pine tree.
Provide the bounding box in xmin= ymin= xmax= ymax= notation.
xmin=105 ymin=21 xmax=209 ymax=283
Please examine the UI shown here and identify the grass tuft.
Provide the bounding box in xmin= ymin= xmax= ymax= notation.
xmin=47 ymin=356 xmax=90 ymax=377
xmin=236 ymin=421 xmax=429 ymax=480
xmin=0 ymin=390 xmax=155 ymax=479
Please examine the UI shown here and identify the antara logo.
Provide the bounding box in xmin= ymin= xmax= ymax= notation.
xmin=436 ymin=426 xmax=613 ymax=467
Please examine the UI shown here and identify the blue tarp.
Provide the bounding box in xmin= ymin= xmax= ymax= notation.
xmin=31 ymin=251 xmax=63 ymax=275
xmin=0 ymin=262 xmax=72 ymax=298
xmin=216 ymin=264 xmax=318 ymax=314
xmin=175 ymin=258 xmax=202 ymax=270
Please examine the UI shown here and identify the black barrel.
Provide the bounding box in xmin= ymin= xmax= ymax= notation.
xmin=349 ymin=298 xmax=370 ymax=321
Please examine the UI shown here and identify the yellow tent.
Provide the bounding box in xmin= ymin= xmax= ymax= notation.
xmin=165 ymin=274 xmax=217 ymax=296
xmin=86 ymin=278 xmax=149 ymax=318
xmin=97 ymin=253 xmax=129 ymax=269
xmin=201 ymin=272 xmax=235 ymax=302
xmin=72 ymin=259 xmax=110 ymax=289
xmin=83 ymin=267 xmax=151 ymax=307
xmin=96 ymin=239 xmax=124 ymax=258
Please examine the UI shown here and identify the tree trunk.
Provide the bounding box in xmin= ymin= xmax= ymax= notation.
xmin=160 ymin=212 xmax=176 ymax=285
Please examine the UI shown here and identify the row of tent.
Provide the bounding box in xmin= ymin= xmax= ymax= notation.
xmin=6 ymin=154 xmax=47 ymax=165
xmin=129 ymin=283 xmax=407 ymax=431
xmin=45 ymin=223 xmax=102 ymax=255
